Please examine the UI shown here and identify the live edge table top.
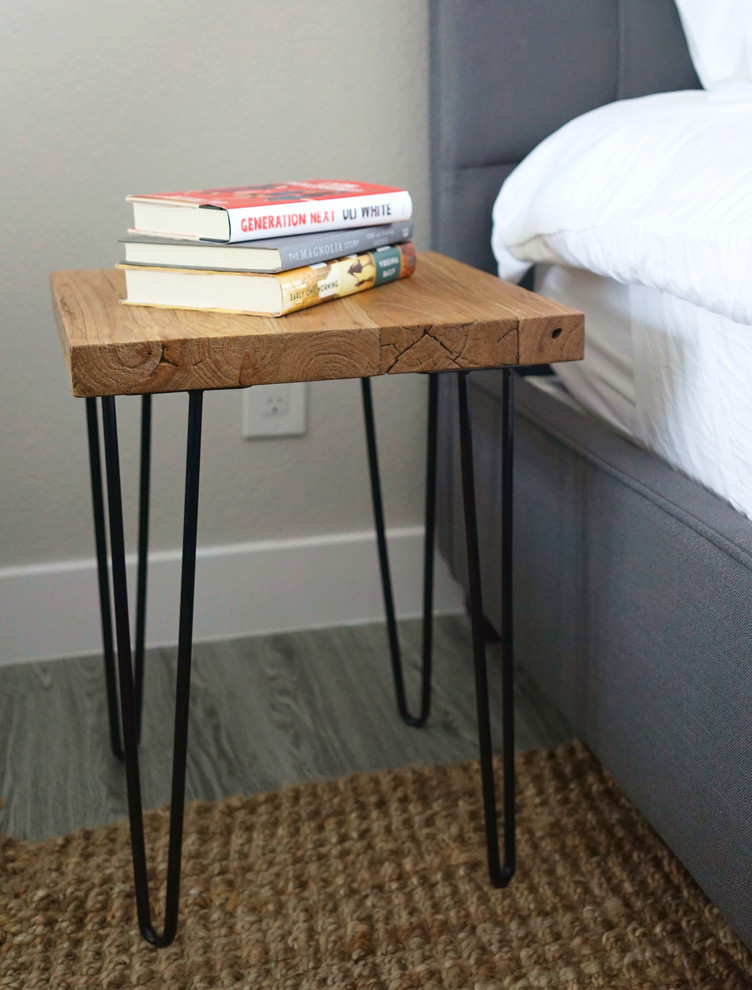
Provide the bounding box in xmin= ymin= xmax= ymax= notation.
xmin=50 ymin=251 xmax=584 ymax=398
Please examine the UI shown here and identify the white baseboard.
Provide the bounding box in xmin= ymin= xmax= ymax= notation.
xmin=0 ymin=527 xmax=465 ymax=664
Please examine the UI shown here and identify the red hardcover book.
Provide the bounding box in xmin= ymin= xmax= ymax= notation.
xmin=127 ymin=180 xmax=413 ymax=244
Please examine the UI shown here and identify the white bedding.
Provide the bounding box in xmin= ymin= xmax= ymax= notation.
xmin=490 ymin=86 xmax=752 ymax=520
xmin=536 ymin=264 xmax=752 ymax=521
xmin=491 ymin=89 xmax=752 ymax=328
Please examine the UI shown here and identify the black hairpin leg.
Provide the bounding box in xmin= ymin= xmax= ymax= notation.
xmin=86 ymin=398 xmax=123 ymax=760
xmin=134 ymin=394 xmax=152 ymax=740
xmin=361 ymin=373 xmax=438 ymax=727
xmin=457 ymin=369 xmax=515 ymax=887
xmin=101 ymin=390 xmax=203 ymax=947
xmin=363 ymin=369 xmax=515 ymax=886
xmin=86 ymin=395 xmax=152 ymax=757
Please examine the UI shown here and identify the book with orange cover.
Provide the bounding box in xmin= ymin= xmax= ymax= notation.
xmin=120 ymin=242 xmax=416 ymax=317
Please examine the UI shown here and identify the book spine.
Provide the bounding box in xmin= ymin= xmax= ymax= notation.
xmin=276 ymin=221 xmax=414 ymax=270
xmin=275 ymin=242 xmax=416 ymax=316
xmin=225 ymin=190 xmax=413 ymax=243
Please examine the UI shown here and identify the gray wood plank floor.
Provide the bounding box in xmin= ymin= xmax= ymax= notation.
xmin=0 ymin=615 xmax=572 ymax=842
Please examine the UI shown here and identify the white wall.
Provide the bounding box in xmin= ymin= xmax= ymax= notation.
xmin=0 ymin=1 xmax=463 ymax=660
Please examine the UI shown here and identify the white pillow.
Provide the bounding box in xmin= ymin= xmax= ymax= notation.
xmin=675 ymin=0 xmax=752 ymax=95
xmin=491 ymin=89 xmax=752 ymax=327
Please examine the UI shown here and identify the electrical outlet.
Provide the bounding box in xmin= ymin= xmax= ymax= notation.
xmin=242 ymin=382 xmax=307 ymax=438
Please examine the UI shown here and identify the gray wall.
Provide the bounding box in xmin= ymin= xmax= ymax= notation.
xmin=0 ymin=0 xmax=431 ymax=569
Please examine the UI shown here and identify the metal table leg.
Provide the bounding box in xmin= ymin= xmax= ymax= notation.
xmin=361 ymin=373 xmax=438 ymax=726
xmin=100 ymin=390 xmax=203 ymax=947
xmin=85 ymin=397 xmax=123 ymax=761
xmin=457 ymin=369 xmax=515 ymax=887
xmin=86 ymin=393 xmax=152 ymax=757
xmin=363 ymin=369 xmax=516 ymax=888
xmin=134 ymin=393 xmax=152 ymax=741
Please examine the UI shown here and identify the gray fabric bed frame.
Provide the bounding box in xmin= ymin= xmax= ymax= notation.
xmin=430 ymin=0 xmax=752 ymax=949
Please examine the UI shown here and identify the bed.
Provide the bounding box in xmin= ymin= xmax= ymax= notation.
xmin=430 ymin=0 xmax=752 ymax=949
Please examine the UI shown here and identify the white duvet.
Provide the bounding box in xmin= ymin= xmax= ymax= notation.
xmin=491 ymin=89 xmax=752 ymax=329
xmin=491 ymin=87 xmax=752 ymax=519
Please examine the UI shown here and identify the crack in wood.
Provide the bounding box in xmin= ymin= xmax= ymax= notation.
xmin=382 ymin=324 xmax=463 ymax=373
xmin=382 ymin=321 xmax=517 ymax=373
xmin=425 ymin=326 xmax=466 ymax=363
xmin=158 ymin=344 xmax=181 ymax=370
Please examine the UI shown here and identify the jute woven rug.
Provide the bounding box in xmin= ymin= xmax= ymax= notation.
xmin=1 ymin=740 xmax=750 ymax=989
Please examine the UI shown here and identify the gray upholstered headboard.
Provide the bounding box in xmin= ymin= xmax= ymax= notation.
xmin=429 ymin=0 xmax=699 ymax=275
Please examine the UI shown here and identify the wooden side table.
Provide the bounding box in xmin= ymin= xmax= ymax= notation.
xmin=51 ymin=251 xmax=584 ymax=946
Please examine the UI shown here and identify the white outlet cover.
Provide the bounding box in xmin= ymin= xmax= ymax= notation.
xmin=242 ymin=382 xmax=307 ymax=438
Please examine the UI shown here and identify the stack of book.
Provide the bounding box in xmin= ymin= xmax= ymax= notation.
xmin=119 ymin=180 xmax=416 ymax=317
